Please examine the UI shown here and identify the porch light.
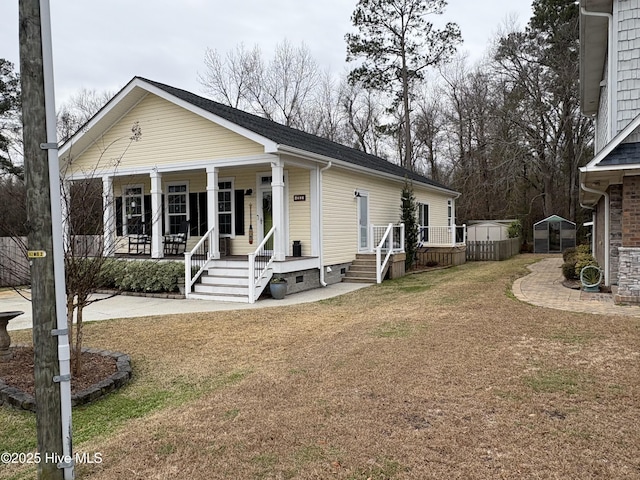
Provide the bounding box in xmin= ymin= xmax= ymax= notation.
xmin=354 ymin=190 xmax=361 ymax=198
xmin=244 ymin=189 xmax=253 ymax=196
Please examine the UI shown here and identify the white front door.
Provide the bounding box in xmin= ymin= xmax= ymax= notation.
xmin=357 ymin=192 xmax=370 ymax=252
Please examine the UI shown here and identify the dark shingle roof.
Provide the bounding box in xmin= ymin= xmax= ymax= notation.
xmin=139 ymin=77 xmax=456 ymax=194
xmin=598 ymin=141 xmax=640 ymax=166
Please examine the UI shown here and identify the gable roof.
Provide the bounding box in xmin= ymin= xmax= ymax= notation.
xmin=581 ymin=111 xmax=640 ymax=173
xmin=136 ymin=77 xmax=456 ymax=194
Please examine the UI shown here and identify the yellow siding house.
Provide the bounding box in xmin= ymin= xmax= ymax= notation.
xmin=59 ymin=77 xmax=463 ymax=303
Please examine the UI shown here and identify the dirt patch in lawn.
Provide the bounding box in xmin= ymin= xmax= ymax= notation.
xmin=0 ymin=346 xmax=117 ymax=397
xmin=3 ymin=255 xmax=640 ymax=480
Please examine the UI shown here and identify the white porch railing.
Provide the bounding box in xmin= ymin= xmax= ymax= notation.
xmin=418 ymin=225 xmax=466 ymax=247
xmin=184 ymin=225 xmax=216 ymax=297
xmin=248 ymin=226 xmax=276 ymax=304
xmin=373 ymin=223 xmax=405 ymax=283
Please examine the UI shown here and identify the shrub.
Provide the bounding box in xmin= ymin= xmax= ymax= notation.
xmin=99 ymin=260 xmax=183 ymax=293
xmin=507 ymin=220 xmax=522 ymax=239
xmin=562 ymin=261 xmax=578 ymax=280
xmin=561 ymin=245 xmax=595 ymax=281
xmin=574 ymin=252 xmax=598 ymax=278
xmin=562 ymin=247 xmax=576 ymax=262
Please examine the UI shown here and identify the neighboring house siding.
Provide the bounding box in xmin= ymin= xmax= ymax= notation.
xmin=596 ymin=59 xmax=609 ymax=152
xmin=66 ymin=93 xmax=263 ymax=174
xmin=616 ymin=2 xmax=640 ymax=136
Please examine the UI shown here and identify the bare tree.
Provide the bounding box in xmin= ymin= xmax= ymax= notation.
xmin=199 ymin=39 xmax=321 ymax=129
xmin=61 ymin=121 xmax=141 ymax=375
xmin=57 ymin=88 xmax=113 ymax=143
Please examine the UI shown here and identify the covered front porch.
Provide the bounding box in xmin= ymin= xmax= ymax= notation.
xmin=91 ymin=157 xmax=323 ymax=303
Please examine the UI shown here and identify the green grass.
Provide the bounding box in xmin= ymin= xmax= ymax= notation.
xmin=549 ymin=330 xmax=595 ymax=345
xmin=524 ymin=369 xmax=587 ymax=395
xmin=371 ymin=321 xmax=413 ymax=338
xmin=347 ymin=457 xmax=405 ymax=479
xmin=0 ymin=369 xmax=250 ymax=454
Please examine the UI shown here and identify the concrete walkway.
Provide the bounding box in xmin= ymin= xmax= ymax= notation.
xmin=5 ymin=258 xmax=639 ymax=332
xmin=512 ymin=257 xmax=640 ymax=318
xmin=0 ymin=282 xmax=370 ymax=331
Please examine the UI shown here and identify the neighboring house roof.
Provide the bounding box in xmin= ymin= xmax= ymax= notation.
xmin=61 ymin=76 xmax=457 ymax=196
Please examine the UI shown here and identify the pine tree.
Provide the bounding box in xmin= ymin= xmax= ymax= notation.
xmin=401 ymin=178 xmax=419 ymax=269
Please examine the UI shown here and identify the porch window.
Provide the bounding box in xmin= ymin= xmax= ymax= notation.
xmin=218 ymin=180 xmax=233 ymax=236
xmin=167 ymin=183 xmax=188 ymax=234
xmin=123 ymin=185 xmax=144 ymax=235
xmin=447 ymin=199 xmax=453 ymax=227
xmin=419 ymin=203 xmax=429 ymax=243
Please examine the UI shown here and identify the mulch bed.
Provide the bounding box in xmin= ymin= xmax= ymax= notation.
xmin=0 ymin=346 xmax=117 ymax=396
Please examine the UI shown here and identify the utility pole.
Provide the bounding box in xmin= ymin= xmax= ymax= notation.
xmin=19 ymin=1 xmax=73 ymax=479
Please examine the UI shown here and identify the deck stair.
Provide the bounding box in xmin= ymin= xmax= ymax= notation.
xmin=190 ymin=258 xmax=271 ymax=302
xmin=343 ymin=253 xmax=388 ymax=284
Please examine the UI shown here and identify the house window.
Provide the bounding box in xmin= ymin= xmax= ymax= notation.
xmin=419 ymin=203 xmax=429 ymax=242
xmin=447 ymin=199 xmax=453 ymax=227
xmin=167 ymin=183 xmax=188 ymax=234
xmin=123 ymin=185 xmax=144 ymax=235
xmin=218 ymin=180 xmax=233 ymax=236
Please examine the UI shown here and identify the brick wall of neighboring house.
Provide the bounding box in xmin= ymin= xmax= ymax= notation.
xmin=594 ymin=194 xmax=606 ymax=271
xmin=609 ymin=184 xmax=623 ymax=285
xmin=615 ymin=176 xmax=640 ymax=304
xmin=622 ymin=176 xmax=640 ymax=246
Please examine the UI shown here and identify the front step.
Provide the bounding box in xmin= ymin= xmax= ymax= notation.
xmin=343 ymin=254 xmax=378 ymax=284
xmin=190 ymin=262 xmax=251 ymax=302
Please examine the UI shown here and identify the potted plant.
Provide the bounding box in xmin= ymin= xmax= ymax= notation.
xmin=580 ymin=265 xmax=603 ymax=292
xmin=269 ymin=276 xmax=287 ymax=300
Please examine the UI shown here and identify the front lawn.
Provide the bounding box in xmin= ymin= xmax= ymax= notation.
xmin=2 ymin=255 xmax=639 ymax=479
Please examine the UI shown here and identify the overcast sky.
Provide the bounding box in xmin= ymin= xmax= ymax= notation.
xmin=0 ymin=0 xmax=533 ymax=107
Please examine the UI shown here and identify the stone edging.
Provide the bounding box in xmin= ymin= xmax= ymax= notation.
xmin=96 ymin=289 xmax=184 ymax=299
xmin=0 ymin=348 xmax=132 ymax=412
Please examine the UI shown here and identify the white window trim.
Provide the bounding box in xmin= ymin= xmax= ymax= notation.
xmin=255 ymin=171 xmax=289 ymax=247
xmin=218 ymin=177 xmax=235 ymax=238
xmin=122 ymin=184 xmax=144 ymax=236
xmin=165 ymin=181 xmax=190 ymax=235
xmin=356 ymin=189 xmax=370 ymax=252
xmin=418 ymin=202 xmax=430 ymax=243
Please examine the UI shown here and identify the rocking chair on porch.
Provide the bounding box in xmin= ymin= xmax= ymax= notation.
xmin=128 ymin=220 xmax=151 ymax=255
xmin=163 ymin=221 xmax=190 ymax=255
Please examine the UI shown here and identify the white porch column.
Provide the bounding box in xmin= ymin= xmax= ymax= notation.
xmin=271 ymin=160 xmax=286 ymax=261
xmin=102 ymin=175 xmax=115 ymax=256
xmin=150 ymin=170 xmax=163 ymax=258
xmin=206 ymin=166 xmax=220 ymax=258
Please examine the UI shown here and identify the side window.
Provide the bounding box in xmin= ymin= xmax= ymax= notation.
xmin=419 ymin=203 xmax=429 ymax=242
xmin=218 ymin=180 xmax=233 ymax=236
xmin=167 ymin=183 xmax=188 ymax=234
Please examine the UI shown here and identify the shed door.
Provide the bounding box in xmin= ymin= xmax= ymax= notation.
xmin=549 ymin=221 xmax=561 ymax=253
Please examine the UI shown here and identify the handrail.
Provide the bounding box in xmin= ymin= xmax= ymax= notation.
xmin=374 ymin=223 xmax=404 ymax=283
xmin=184 ymin=224 xmax=216 ymax=296
xmin=419 ymin=224 xmax=466 ymax=246
xmin=248 ymin=226 xmax=276 ymax=303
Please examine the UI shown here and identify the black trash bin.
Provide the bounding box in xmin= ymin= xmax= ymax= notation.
xmin=293 ymin=240 xmax=302 ymax=257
